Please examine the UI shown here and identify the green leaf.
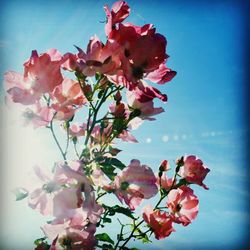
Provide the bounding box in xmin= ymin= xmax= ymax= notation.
xmin=109 ymin=147 xmax=122 ymax=156
xmin=12 ymin=188 xmax=28 ymax=201
xmin=103 ymin=218 xmax=112 ymax=223
xmin=100 ymin=164 xmax=116 ymax=180
xmin=135 ymin=232 xmax=152 ymax=244
xmin=95 ymin=233 xmax=114 ymax=245
xmin=112 ymin=205 xmax=135 ymax=219
xmin=104 ymin=157 xmax=126 ymax=170
xmin=101 ymin=243 xmax=114 ymax=250
xmin=34 ymin=237 xmax=46 ymax=246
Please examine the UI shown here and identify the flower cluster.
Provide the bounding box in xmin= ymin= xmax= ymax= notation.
xmin=5 ymin=1 xmax=209 ymax=249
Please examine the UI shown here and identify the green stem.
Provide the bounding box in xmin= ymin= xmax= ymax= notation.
xmin=49 ymin=114 xmax=67 ymax=162
xmin=120 ymin=220 xmax=144 ymax=249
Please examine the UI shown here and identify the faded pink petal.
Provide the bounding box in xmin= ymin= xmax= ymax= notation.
xmin=114 ymin=160 xmax=158 ymax=209
xmin=146 ymin=63 xmax=177 ymax=84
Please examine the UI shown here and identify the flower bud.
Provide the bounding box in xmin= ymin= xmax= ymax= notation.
xmin=159 ymin=160 xmax=170 ymax=172
xmin=114 ymin=91 xmax=122 ymax=103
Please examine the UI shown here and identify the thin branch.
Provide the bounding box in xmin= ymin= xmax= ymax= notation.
xmin=49 ymin=113 xmax=67 ymax=162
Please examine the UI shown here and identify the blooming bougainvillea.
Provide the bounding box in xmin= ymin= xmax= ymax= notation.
xmin=5 ymin=1 xmax=210 ymax=249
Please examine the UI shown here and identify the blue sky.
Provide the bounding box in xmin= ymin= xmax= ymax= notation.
xmin=0 ymin=0 xmax=249 ymax=249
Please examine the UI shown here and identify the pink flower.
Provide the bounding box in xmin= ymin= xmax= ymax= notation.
xmin=104 ymin=1 xmax=130 ymax=36
xmin=68 ymin=123 xmax=87 ymax=137
xmin=167 ymin=186 xmax=199 ymax=226
xmin=109 ymin=23 xmax=168 ymax=83
xmin=114 ymin=160 xmax=158 ymax=210
xmin=143 ymin=205 xmax=175 ymax=240
xmin=157 ymin=173 xmax=175 ymax=191
xmin=127 ymin=90 xmax=164 ymax=120
xmin=26 ymin=163 xmax=91 ymax=217
xmin=51 ymin=77 xmax=86 ymax=120
xmin=63 ymin=37 xmax=121 ymax=77
xmin=5 ymin=49 xmax=63 ymax=105
xmin=42 ymin=219 xmax=96 ymax=250
xmin=179 ymin=155 xmax=210 ymax=189
xmin=4 ymin=71 xmax=41 ymax=105
xmin=23 ymin=49 xmax=63 ymax=93
xmin=22 ymin=102 xmax=54 ymax=128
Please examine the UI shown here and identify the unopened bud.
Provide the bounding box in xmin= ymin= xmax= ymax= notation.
xmin=114 ymin=91 xmax=122 ymax=103
xmin=82 ymin=84 xmax=92 ymax=100
xmin=159 ymin=160 xmax=170 ymax=172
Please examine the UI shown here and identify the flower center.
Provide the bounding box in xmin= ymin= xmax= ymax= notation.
xmin=176 ymin=203 xmax=182 ymax=212
xmin=120 ymin=181 xmax=129 ymax=190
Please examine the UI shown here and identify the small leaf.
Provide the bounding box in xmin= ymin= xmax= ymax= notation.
xmin=12 ymin=188 xmax=28 ymax=201
xmin=103 ymin=218 xmax=112 ymax=223
xmin=101 ymin=243 xmax=114 ymax=249
xmin=101 ymin=157 xmax=126 ymax=170
xmin=100 ymin=164 xmax=116 ymax=180
xmin=135 ymin=232 xmax=152 ymax=244
xmin=95 ymin=233 xmax=114 ymax=245
xmin=112 ymin=205 xmax=135 ymax=219
xmin=109 ymin=147 xmax=122 ymax=156
xmin=34 ymin=237 xmax=46 ymax=246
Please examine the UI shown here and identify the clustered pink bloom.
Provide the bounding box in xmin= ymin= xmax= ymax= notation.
xmin=5 ymin=1 xmax=210 ymax=248
xmin=179 ymin=155 xmax=210 ymax=189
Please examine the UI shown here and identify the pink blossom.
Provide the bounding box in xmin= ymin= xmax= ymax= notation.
xmin=4 ymin=71 xmax=41 ymax=105
xmin=23 ymin=49 xmax=63 ymax=94
xmin=42 ymin=219 xmax=96 ymax=250
xmin=104 ymin=1 xmax=130 ymax=36
xmin=63 ymin=37 xmax=121 ymax=77
xmin=51 ymin=77 xmax=86 ymax=121
xmin=157 ymin=173 xmax=175 ymax=191
xmin=26 ymin=163 xmax=91 ymax=217
xmin=114 ymin=160 xmax=158 ymax=210
xmin=109 ymin=23 xmax=167 ymax=83
xmin=143 ymin=205 xmax=175 ymax=239
xmin=22 ymin=102 xmax=54 ymax=128
xmin=5 ymin=49 xmax=63 ymax=105
xmin=167 ymin=186 xmax=199 ymax=226
xmin=68 ymin=123 xmax=87 ymax=137
xmin=127 ymin=90 xmax=164 ymax=120
xmin=179 ymin=155 xmax=210 ymax=189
